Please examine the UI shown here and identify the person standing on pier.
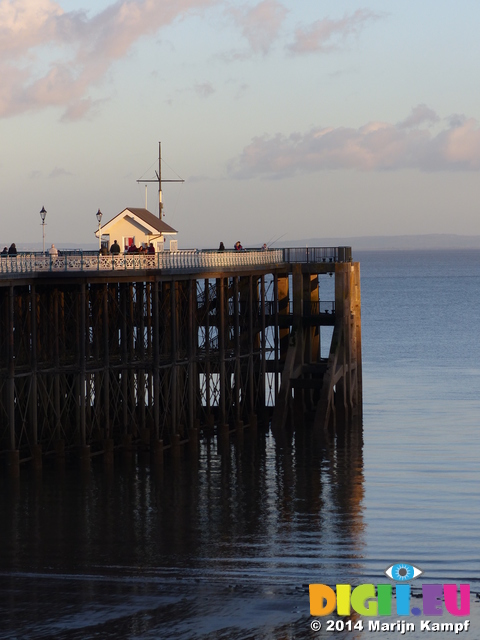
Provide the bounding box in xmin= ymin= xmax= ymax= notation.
xmin=8 ymin=243 xmax=17 ymax=255
xmin=110 ymin=240 xmax=120 ymax=254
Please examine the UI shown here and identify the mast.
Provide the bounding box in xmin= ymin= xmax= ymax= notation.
xmin=158 ymin=141 xmax=162 ymax=220
xmin=137 ymin=142 xmax=184 ymax=221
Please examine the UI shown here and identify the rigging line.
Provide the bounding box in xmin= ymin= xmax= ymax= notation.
xmin=137 ymin=158 xmax=158 ymax=181
xmin=161 ymin=156 xmax=184 ymax=181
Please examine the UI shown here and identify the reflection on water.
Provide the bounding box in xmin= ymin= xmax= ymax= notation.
xmin=0 ymin=425 xmax=364 ymax=639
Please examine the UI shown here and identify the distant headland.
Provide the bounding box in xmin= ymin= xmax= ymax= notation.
xmin=285 ymin=234 xmax=480 ymax=251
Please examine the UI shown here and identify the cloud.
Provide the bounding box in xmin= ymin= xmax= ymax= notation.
xmin=397 ymin=104 xmax=439 ymax=129
xmin=227 ymin=0 xmax=288 ymax=55
xmin=194 ymin=82 xmax=215 ymax=98
xmin=49 ymin=167 xmax=73 ymax=178
xmin=0 ymin=0 xmax=218 ymax=120
xmin=229 ymin=107 xmax=480 ymax=178
xmin=287 ymin=9 xmax=382 ymax=55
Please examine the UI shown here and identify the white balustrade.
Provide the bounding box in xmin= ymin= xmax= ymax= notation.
xmin=0 ymin=249 xmax=286 ymax=276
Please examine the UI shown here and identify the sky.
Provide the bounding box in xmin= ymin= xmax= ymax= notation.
xmin=1 ymin=0 xmax=480 ymax=249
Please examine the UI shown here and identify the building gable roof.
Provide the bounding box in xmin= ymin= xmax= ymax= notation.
xmin=98 ymin=208 xmax=177 ymax=235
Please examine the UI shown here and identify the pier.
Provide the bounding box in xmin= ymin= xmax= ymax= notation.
xmin=0 ymin=247 xmax=361 ymax=472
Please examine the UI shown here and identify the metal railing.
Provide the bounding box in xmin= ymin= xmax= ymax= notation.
xmin=0 ymin=247 xmax=349 ymax=276
xmin=265 ymin=300 xmax=335 ymax=316
xmin=282 ymin=246 xmax=351 ymax=263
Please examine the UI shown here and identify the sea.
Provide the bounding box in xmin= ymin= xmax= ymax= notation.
xmin=0 ymin=250 xmax=479 ymax=639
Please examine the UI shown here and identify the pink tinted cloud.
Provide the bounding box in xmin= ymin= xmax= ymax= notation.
xmin=228 ymin=0 xmax=288 ymax=55
xmin=288 ymin=9 xmax=382 ymax=55
xmin=0 ymin=0 xmax=63 ymax=57
xmin=229 ymin=107 xmax=480 ymax=178
xmin=0 ymin=0 xmax=218 ymax=120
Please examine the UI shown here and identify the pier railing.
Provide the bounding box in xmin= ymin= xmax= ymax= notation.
xmin=264 ymin=300 xmax=336 ymax=316
xmin=0 ymin=246 xmax=350 ymax=276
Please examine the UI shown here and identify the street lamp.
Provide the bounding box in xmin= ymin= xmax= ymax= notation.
xmin=96 ymin=209 xmax=103 ymax=251
xmin=40 ymin=206 xmax=47 ymax=254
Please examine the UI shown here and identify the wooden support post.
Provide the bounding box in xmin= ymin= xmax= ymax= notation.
xmin=103 ymin=437 xmax=114 ymax=465
xmin=137 ymin=282 xmax=146 ymax=432
xmin=277 ymin=275 xmax=289 ymax=362
xmin=171 ymin=432 xmax=181 ymax=458
xmin=29 ymin=285 xmax=38 ymax=449
xmin=260 ymin=275 xmax=266 ymax=416
xmin=31 ymin=444 xmax=42 ymax=470
xmin=233 ymin=276 xmax=241 ymax=427
xmin=121 ymin=283 xmax=129 ymax=435
xmin=309 ymin=274 xmax=320 ymax=361
xmin=204 ymin=278 xmax=211 ymax=419
xmin=335 ymin=264 xmax=349 ymax=427
xmin=128 ymin=283 xmax=136 ymax=434
xmin=103 ymin=284 xmax=110 ymax=440
xmin=53 ymin=288 xmax=62 ymax=444
xmin=7 ymin=286 xmax=15 ymax=452
xmin=79 ymin=283 xmax=87 ymax=447
xmin=153 ymin=280 xmax=160 ymax=439
xmin=145 ymin=282 xmax=153 ymax=417
xmin=218 ymin=277 xmax=226 ymax=427
xmin=273 ymin=274 xmax=279 ymax=404
xmin=353 ymin=262 xmax=363 ymax=419
xmin=292 ymin=265 xmax=305 ymax=421
xmin=171 ymin=280 xmax=177 ymax=437
xmin=7 ymin=449 xmax=19 ymax=477
xmin=248 ymin=276 xmax=255 ymax=423
xmin=188 ymin=279 xmax=195 ymax=433
xmin=151 ymin=438 xmax=164 ymax=465
xmin=55 ymin=439 xmax=65 ymax=459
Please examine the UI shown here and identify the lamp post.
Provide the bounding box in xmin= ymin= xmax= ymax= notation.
xmin=40 ymin=206 xmax=47 ymax=254
xmin=96 ymin=209 xmax=103 ymax=251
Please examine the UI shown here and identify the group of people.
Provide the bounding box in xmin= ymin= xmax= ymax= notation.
xmin=1 ymin=243 xmax=17 ymax=255
xmin=123 ymin=241 xmax=155 ymax=255
xmin=98 ymin=240 xmax=155 ymax=255
xmin=217 ymin=241 xmax=268 ymax=252
xmin=2 ymin=243 xmax=62 ymax=257
xmin=218 ymin=241 xmax=245 ymax=251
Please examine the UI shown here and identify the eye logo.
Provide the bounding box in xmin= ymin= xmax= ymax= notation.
xmin=385 ymin=563 xmax=423 ymax=582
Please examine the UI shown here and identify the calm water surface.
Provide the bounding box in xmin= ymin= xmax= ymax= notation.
xmin=1 ymin=250 xmax=479 ymax=639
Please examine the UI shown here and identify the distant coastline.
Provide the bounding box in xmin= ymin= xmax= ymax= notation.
xmin=284 ymin=234 xmax=480 ymax=251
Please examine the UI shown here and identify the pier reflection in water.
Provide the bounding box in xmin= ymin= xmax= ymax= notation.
xmin=0 ymin=424 xmax=364 ymax=639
